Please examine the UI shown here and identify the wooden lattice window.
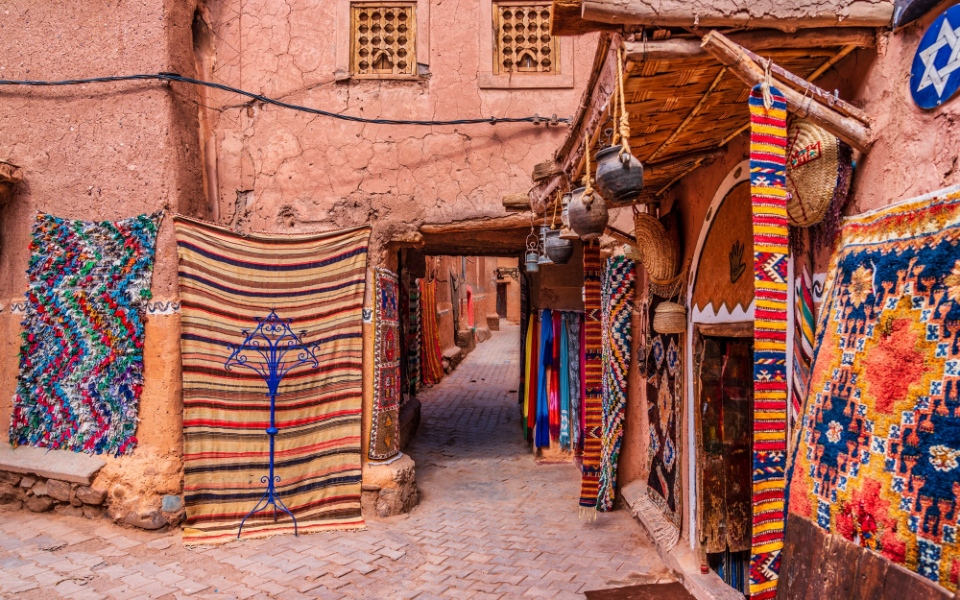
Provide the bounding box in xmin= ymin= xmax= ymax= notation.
xmin=350 ymin=3 xmax=416 ymax=78
xmin=493 ymin=2 xmax=557 ymax=74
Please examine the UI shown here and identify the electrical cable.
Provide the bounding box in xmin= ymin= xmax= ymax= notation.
xmin=0 ymin=72 xmax=571 ymax=126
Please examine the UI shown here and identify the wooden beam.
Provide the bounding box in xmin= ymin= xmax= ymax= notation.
xmin=624 ymin=28 xmax=876 ymax=62
xmin=582 ymin=0 xmax=894 ymax=30
xmin=740 ymin=46 xmax=869 ymax=124
xmin=605 ymin=225 xmax=637 ymax=246
xmin=502 ymin=192 xmax=532 ymax=211
xmin=700 ymin=30 xmax=874 ymax=153
xmin=420 ymin=213 xmax=544 ymax=234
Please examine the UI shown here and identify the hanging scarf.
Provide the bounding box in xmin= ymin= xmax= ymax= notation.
xmin=549 ymin=311 xmax=562 ymax=441
xmin=559 ymin=313 xmax=572 ymax=450
xmin=566 ymin=313 xmax=582 ymax=454
xmin=535 ymin=309 xmax=553 ymax=448
xmin=419 ymin=278 xmax=444 ymax=385
xmin=527 ymin=316 xmax=539 ymax=438
xmin=523 ymin=313 xmax=534 ymax=440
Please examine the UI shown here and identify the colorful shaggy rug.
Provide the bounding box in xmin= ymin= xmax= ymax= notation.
xmin=748 ymin=83 xmax=789 ymax=599
xmin=579 ymin=245 xmax=605 ymax=509
xmin=10 ymin=211 xmax=162 ymax=456
xmin=174 ymin=216 xmax=368 ymax=544
xmin=370 ymin=268 xmax=401 ymax=460
xmin=419 ymin=278 xmax=444 ymax=385
xmin=646 ymin=298 xmax=683 ymax=529
xmin=788 ymin=185 xmax=960 ymax=592
xmin=597 ymin=256 xmax=634 ymax=512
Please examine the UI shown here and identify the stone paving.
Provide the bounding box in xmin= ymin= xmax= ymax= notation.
xmin=0 ymin=324 xmax=670 ymax=599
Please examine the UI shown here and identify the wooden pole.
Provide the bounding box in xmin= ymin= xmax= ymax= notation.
xmin=582 ymin=0 xmax=894 ymax=30
xmin=700 ymin=30 xmax=874 ymax=153
xmin=420 ymin=213 xmax=544 ymax=234
xmin=624 ymin=28 xmax=876 ymax=62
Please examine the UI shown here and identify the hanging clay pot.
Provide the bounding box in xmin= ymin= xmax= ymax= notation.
xmin=544 ymin=229 xmax=574 ymax=264
xmin=559 ymin=192 xmax=579 ymax=240
xmin=568 ymin=186 xmax=609 ymax=241
xmin=594 ymin=144 xmax=644 ymax=204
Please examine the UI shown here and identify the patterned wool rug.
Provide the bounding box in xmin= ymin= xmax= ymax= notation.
xmin=646 ymin=297 xmax=683 ymax=529
xmin=748 ymin=83 xmax=789 ymax=600
xmin=788 ymin=185 xmax=960 ymax=593
xmin=598 ymin=256 xmax=634 ymax=512
xmin=175 ymin=216 xmax=368 ymax=544
xmin=370 ymin=268 xmax=401 ymax=460
xmin=405 ymin=279 xmax=421 ymax=395
xmin=10 ymin=212 xmax=162 ymax=456
xmin=580 ymin=245 xmax=604 ymax=510
xmin=419 ymin=278 xmax=444 ymax=385
xmin=790 ymin=266 xmax=815 ymax=440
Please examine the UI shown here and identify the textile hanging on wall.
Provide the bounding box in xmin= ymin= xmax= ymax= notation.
xmin=526 ymin=314 xmax=540 ymax=438
xmin=174 ymin=217 xmax=368 ymax=544
xmin=10 ymin=211 xmax=162 ymax=456
xmin=748 ymin=84 xmax=790 ymax=600
xmin=405 ymin=278 xmax=421 ymax=396
xmin=788 ymin=186 xmax=960 ymax=593
xmin=566 ymin=313 xmax=583 ymax=454
xmin=419 ymin=278 xmax=444 ymax=385
xmin=559 ymin=315 xmax=572 ymax=450
xmin=535 ymin=309 xmax=553 ymax=449
xmin=370 ymin=268 xmax=401 ymax=460
xmin=791 ymin=266 xmax=815 ymax=438
xmin=646 ymin=297 xmax=683 ymax=529
xmin=579 ymin=245 xmax=605 ymax=509
xmin=522 ymin=313 xmax=534 ymax=440
xmin=597 ymin=256 xmax=635 ymax=512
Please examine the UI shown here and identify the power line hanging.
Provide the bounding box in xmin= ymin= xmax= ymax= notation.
xmin=0 ymin=72 xmax=570 ymax=127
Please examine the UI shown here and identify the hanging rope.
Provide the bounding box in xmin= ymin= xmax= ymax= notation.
xmin=583 ymin=135 xmax=595 ymax=207
xmin=761 ymin=57 xmax=774 ymax=110
xmin=551 ymin=188 xmax=562 ymax=229
xmin=616 ymin=47 xmax=632 ymax=159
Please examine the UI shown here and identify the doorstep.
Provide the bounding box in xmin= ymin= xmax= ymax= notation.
xmin=0 ymin=444 xmax=105 ymax=485
xmin=620 ymin=480 xmax=745 ymax=600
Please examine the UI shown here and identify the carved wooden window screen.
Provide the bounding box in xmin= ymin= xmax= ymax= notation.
xmin=350 ymin=3 xmax=416 ymax=78
xmin=493 ymin=2 xmax=557 ymax=75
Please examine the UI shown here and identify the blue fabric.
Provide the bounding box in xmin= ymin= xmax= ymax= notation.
xmin=535 ymin=309 xmax=552 ymax=448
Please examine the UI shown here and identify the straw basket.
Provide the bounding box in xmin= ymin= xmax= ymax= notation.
xmin=653 ymin=301 xmax=686 ymax=334
xmin=626 ymin=212 xmax=679 ymax=281
xmin=785 ymin=119 xmax=843 ymax=227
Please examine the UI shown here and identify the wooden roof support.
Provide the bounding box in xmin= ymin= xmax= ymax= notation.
xmin=701 ymin=31 xmax=874 ymax=153
xmin=582 ymin=0 xmax=894 ymax=30
xmin=420 ymin=213 xmax=543 ymax=234
xmin=624 ymin=28 xmax=876 ymax=62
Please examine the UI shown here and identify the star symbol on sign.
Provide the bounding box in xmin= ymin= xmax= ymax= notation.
xmin=918 ymin=17 xmax=960 ymax=98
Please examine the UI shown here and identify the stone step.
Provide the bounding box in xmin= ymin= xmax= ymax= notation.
xmin=0 ymin=444 xmax=105 ymax=486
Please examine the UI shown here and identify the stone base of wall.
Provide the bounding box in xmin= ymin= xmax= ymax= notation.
xmin=361 ymin=454 xmax=419 ymax=519
xmin=399 ymin=397 xmax=421 ymax=451
xmin=474 ymin=326 xmax=492 ymax=343
xmin=442 ymin=346 xmax=464 ymax=373
xmin=487 ymin=315 xmax=500 ymax=331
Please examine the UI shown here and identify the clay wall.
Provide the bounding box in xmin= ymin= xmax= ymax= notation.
xmin=0 ymin=1 xmax=206 ymax=519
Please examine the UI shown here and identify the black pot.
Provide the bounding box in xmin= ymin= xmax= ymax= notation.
xmin=544 ymin=229 xmax=574 ymax=264
xmin=568 ymin=186 xmax=608 ymax=241
xmin=594 ymin=144 xmax=644 ymax=204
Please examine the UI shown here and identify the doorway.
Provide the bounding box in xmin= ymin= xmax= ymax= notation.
xmin=697 ymin=332 xmax=753 ymax=594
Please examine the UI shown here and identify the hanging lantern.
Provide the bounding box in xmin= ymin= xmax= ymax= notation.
xmin=537 ymin=225 xmax=554 ymax=266
xmin=525 ymin=226 xmax=539 ymax=272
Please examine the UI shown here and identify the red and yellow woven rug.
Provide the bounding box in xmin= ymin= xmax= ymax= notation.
xmin=175 ymin=217 xmax=368 ymax=544
xmin=579 ymin=245 xmax=604 ymax=509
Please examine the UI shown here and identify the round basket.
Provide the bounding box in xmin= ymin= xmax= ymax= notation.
xmin=653 ymin=301 xmax=686 ymax=334
xmin=785 ymin=119 xmax=843 ymax=227
xmin=628 ymin=212 xmax=679 ymax=281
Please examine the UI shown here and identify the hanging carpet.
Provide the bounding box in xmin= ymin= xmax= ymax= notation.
xmin=404 ymin=278 xmax=421 ymax=395
xmin=748 ymin=84 xmax=789 ymax=600
xmin=788 ymin=186 xmax=960 ymax=593
xmin=646 ymin=298 xmax=683 ymax=529
xmin=10 ymin=211 xmax=162 ymax=456
xmin=419 ymin=278 xmax=444 ymax=385
xmin=597 ymin=256 xmax=635 ymax=512
xmin=370 ymin=268 xmax=401 ymax=460
xmin=790 ymin=266 xmax=815 ymax=440
xmin=580 ymin=245 xmax=605 ymax=509
xmin=174 ymin=216 xmax=368 ymax=544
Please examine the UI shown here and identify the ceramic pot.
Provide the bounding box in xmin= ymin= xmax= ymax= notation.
xmin=594 ymin=144 xmax=644 ymax=204
xmin=568 ymin=186 xmax=608 ymax=241
xmin=544 ymin=229 xmax=574 ymax=264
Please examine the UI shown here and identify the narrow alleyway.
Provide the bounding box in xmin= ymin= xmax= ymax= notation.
xmin=0 ymin=325 xmax=669 ymax=600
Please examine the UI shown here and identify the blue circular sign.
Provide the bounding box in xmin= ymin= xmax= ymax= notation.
xmin=912 ymin=5 xmax=960 ymax=109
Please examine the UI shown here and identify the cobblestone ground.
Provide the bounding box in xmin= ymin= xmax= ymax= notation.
xmin=0 ymin=325 xmax=670 ymax=600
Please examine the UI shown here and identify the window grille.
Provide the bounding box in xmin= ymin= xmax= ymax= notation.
xmin=493 ymin=2 xmax=556 ymax=75
xmin=351 ymin=3 xmax=416 ymax=78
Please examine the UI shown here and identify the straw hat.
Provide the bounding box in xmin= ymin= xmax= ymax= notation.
xmin=785 ymin=119 xmax=847 ymax=227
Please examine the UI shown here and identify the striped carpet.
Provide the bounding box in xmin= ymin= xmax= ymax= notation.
xmin=748 ymin=84 xmax=789 ymax=599
xmin=174 ymin=216 xmax=368 ymax=544
xmin=579 ymin=245 xmax=604 ymax=509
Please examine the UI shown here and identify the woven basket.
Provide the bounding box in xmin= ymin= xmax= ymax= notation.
xmin=785 ymin=119 xmax=842 ymax=227
xmin=627 ymin=212 xmax=679 ymax=281
xmin=653 ymin=301 xmax=686 ymax=334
